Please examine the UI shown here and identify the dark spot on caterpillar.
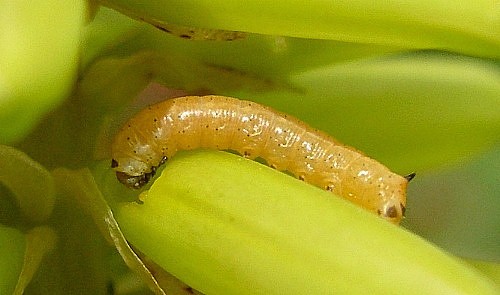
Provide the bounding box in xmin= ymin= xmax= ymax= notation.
xmin=384 ymin=205 xmax=398 ymax=218
xmin=114 ymin=159 xmax=166 ymax=189
xmin=180 ymin=34 xmax=192 ymax=39
xmin=404 ymin=172 xmax=416 ymax=182
xmin=111 ymin=159 xmax=118 ymax=168
xmin=185 ymin=286 xmax=194 ymax=294
xmin=400 ymin=203 xmax=406 ymax=216
xmin=116 ymin=171 xmax=153 ymax=189
xmin=298 ymin=175 xmax=305 ymax=181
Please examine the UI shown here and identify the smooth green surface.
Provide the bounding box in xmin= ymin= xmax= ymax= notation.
xmin=126 ymin=24 xmax=404 ymax=79
xmin=405 ymin=145 xmax=500 ymax=261
xmin=19 ymin=170 xmax=111 ymax=294
xmin=0 ymin=225 xmax=25 ymax=295
xmin=0 ymin=145 xmax=54 ymax=223
xmin=464 ymin=259 xmax=500 ymax=286
xmin=102 ymin=0 xmax=500 ymax=58
xmin=116 ymin=150 xmax=498 ymax=295
xmin=13 ymin=226 xmax=57 ymax=295
xmin=0 ymin=0 xmax=86 ymax=144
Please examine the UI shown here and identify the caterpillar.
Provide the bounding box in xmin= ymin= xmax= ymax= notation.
xmin=111 ymin=95 xmax=414 ymax=224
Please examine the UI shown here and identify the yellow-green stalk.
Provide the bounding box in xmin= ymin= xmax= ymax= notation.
xmin=116 ymin=150 xmax=498 ymax=294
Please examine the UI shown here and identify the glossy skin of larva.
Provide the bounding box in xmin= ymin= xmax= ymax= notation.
xmin=111 ymin=96 xmax=409 ymax=224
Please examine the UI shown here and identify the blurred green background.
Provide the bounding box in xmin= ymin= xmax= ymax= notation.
xmin=0 ymin=1 xmax=498 ymax=294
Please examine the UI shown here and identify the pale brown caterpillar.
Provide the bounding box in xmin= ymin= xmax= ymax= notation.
xmin=111 ymin=95 xmax=414 ymax=224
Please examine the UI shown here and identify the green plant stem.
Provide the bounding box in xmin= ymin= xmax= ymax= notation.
xmin=101 ymin=0 xmax=500 ymax=58
xmin=115 ymin=150 xmax=499 ymax=294
xmin=0 ymin=225 xmax=25 ymax=295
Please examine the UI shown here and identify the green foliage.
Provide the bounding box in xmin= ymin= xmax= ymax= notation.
xmin=0 ymin=225 xmax=25 ymax=295
xmin=0 ymin=1 xmax=86 ymax=144
xmin=116 ymin=150 xmax=498 ymax=294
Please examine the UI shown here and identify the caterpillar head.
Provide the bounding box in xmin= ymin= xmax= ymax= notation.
xmin=111 ymin=156 xmax=168 ymax=189
xmin=115 ymin=170 xmax=155 ymax=189
xmin=342 ymin=158 xmax=414 ymax=224
xmin=111 ymin=158 xmax=152 ymax=189
xmin=373 ymin=172 xmax=415 ymax=223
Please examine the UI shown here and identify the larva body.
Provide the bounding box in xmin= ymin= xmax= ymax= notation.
xmin=111 ymin=95 xmax=410 ymax=224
